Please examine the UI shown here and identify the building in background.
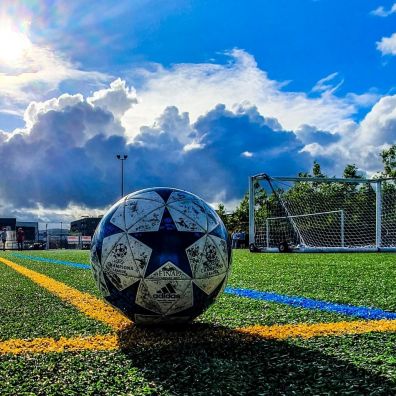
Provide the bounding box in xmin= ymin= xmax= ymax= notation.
xmin=70 ymin=217 xmax=102 ymax=237
xmin=42 ymin=228 xmax=70 ymax=249
xmin=0 ymin=218 xmax=38 ymax=249
xmin=69 ymin=217 xmax=102 ymax=249
xmin=17 ymin=221 xmax=39 ymax=241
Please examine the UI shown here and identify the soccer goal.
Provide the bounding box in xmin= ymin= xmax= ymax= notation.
xmin=248 ymin=174 xmax=396 ymax=252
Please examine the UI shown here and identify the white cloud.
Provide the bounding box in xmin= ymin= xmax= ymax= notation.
xmin=1 ymin=50 xmax=395 ymax=221
xmin=2 ymin=202 xmax=107 ymax=224
xmin=88 ymin=78 xmax=138 ymax=118
xmin=356 ymin=95 xmax=396 ymax=146
xmin=123 ymin=49 xmax=357 ymax=138
xmin=345 ymin=92 xmax=380 ymax=107
xmin=312 ymin=72 xmax=344 ymax=94
xmin=377 ymin=33 xmax=396 ymax=55
xmin=371 ymin=4 xmax=396 ymax=17
xmin=183 ymin=141 xmax=204 ymax=152
xmin=24 ymin=93 xmax=84 ymax=128
xmin=302 ymin=94 xmax=396 ymax=175
xmin=0 ymin=37 xmax=109 ymax=117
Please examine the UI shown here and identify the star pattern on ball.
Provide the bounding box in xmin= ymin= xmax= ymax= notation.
xmin=91 ymin=187 xmax=232 ymax=324
xmin=130 ymin=207 xmax=205 ymax=278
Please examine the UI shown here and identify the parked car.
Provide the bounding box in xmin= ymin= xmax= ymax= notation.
xmin=27 ymin=242 xmax=46 ymax=250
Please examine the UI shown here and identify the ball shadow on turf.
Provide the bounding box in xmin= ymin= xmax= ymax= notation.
xmin=117 ymin=323 xmax=396 ymax=395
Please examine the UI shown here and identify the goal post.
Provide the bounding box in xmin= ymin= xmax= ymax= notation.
xmin=249 ymin=174 xmax=396 ymax=252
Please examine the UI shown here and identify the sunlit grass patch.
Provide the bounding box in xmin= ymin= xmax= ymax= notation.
xmin=7 ymin=251 xmax=355 ymax=328
xmin=0 ymin=257 xmax=131 ymax=331
xmin=1 ymin=249 xmax=396 ymax=394
xmin=198 ymin=293 xmax=353 ymax=327
xmin=15 ymin=249 xmax=90 ymax=264
xmin=230 ymin=251 xmax=396 ymax=311
xmin=6 ymin=252 xmax=100 ymax=296
xmin=0 ymin=260 xmax=110 ymax=341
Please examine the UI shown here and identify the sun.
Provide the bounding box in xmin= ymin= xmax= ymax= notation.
xmin=0 ymin=24 xmax=31 ymax=64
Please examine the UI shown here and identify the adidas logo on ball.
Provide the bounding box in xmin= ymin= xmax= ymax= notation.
xmin=153 ymin=283 xmax=180 ymax=300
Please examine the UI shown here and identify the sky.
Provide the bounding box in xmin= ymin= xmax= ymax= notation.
xmin=0 ymin=0 xmax=396 ymax=223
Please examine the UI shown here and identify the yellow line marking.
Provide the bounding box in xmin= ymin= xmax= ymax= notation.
xmin=237 ymin=319 xmax=396 ymax=339
xmin=1 ymin=256 xmax=396 ymax=355
xmin=2 ymin=318 xmax=396 ymax=355
xmin=0 ymin=257 xmax=132 ymax=331
xmin=0 ymin=334 xmax=118 ymax=355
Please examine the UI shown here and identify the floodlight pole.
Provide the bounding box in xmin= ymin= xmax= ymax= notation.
xmin=116 ymin=154 xmax=128 ymax=198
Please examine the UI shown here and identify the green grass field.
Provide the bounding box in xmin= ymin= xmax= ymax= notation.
xmin=1 ymin=250 xmax=396 ymax=395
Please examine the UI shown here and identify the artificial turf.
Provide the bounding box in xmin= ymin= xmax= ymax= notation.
xmin=0 ymin=259 xmax=110 ymax=341
xmin=230 ymin=251 xmax=396 ymax=311
xmin=0 ymin=249 xmax=395 ymax=395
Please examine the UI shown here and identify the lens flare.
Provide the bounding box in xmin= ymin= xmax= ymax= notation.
xmin=0 ymin=23 xmax=32 ymax=64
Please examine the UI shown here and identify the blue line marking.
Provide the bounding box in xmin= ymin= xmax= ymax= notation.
xmin=10 ymin=253 xmax=396 ymax=320
xmin=224 ymin=287 xmax=396 ymax=320
xmin=11 ymin=253 xmax=91 ymax=270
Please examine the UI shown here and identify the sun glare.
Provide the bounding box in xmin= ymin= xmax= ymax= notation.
xmin=0 ymin=24 xmax=31 ymax=64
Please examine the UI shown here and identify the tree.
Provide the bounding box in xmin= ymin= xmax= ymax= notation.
xmin=216 ymin=203 xmax=230 ymax=229
xmin=229 ymin=192 xmax=249 ymax=232
xmin=380 ymin=145 xmax=396 ymax=177
xmin=218 ymin=148 xmax=396 ymax=246
xmin=312 ymin=160 xmax=325 ymax=178
xmin=343 ymin=164 xmax=362 ymax=179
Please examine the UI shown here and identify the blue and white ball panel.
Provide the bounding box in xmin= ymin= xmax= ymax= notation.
xmin=124 ymin=198 xmax=165 ymax=232
xmin=127 ymin=190 xmax=165 ymax=203
xmin=203 ymin=203 xmax=220 ymax=233
xmin=108 ymin=202 xmax=126 ymax=231
xmin=102 ymin=234 xmax=140 ymax=276
xmin=146 ymin=262 xmax=190 ymax=280
xmin=100 ymin=233 xmax=125 ymax=266
xmin=138 ymin=279 xmax=193 ymax=315
xmin=105 ymin=272 xmax=139 ymax=291
xmin=90 ymin=187 xmax=232 ymax=324
xmin=101 ymin=232 xmax=152 ymax=273
xmin=165 ymin=282 xmax=194 ymax=315
xmin=134 ymin=280 xmax=163 ymax=314
xmin=167 ymin=190 xmax=195 ymax=204
xmin=186 ymin=234 xmax=228 ymax=279
xmin=167 ymin=200 xmax=207 ymax=232
xmin=193 ymin=273 xmax=227 ymax=295
xmin=91 ymin=246 xmax=110 ymax=297
xmin=127 ymin=234 xmax=152 ymax=274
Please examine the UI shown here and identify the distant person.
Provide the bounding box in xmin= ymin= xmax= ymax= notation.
xmin=232 ymin=230 xmax=239 ymax=249
xmin=1 ymin=227 xmax=6 ymax=251
xmin=17 ymin=227 xmax=24 ymax=251
xmin=239 ymin=230 xmax=246 ymax=249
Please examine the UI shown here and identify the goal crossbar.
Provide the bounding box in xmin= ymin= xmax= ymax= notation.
xmin=251 ymin=174 xmax=395 ymax=183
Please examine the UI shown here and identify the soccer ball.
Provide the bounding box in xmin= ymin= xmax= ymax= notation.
xmin=90 ymin=187 xmax=232 ymax=325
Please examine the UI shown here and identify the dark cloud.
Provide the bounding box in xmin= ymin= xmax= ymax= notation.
xmin=0 ymin=99 xmax=312 ymax=214
xmin=295 ymin=124 xmax=341 ymax=146
xmin=189 ymin=105 xmax=310 ymax=200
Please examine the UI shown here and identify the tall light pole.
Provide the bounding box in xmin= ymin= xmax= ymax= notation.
xmin=116 ymin=154 xmax=128 ymax=198
xmin=60 ymin=221 xmax=62 ymax=249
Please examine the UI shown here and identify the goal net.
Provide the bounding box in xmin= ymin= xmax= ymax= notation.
xmin=249 ymin=175 xmax=396 ymax=252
